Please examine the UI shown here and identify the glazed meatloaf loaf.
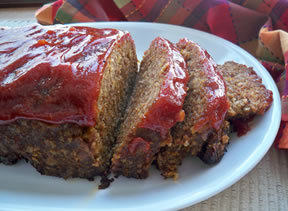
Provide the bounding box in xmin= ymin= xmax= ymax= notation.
xmin=156 ymin=38 xmax=230 ymax=179
xmin=111 ymin=37 xmax=188 ymax=179
xmin=0 ymin=24 xmax=138 ymax=179
xmin=218 ymin=61 xmax=273 ymax=135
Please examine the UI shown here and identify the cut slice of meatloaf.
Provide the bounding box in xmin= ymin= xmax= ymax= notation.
xmin=156 ymin=38 xmax=230 ymax=179
xmin=0 ymin=24 xmax=138 ymax=179
xmin=199 ymin=62 xmax=273 ymax=160
xmin=218 ymin=61 xmax=273 ymax=119
xmin=217 ymin=61 xmax=273 ymax=136
xmin=111 ymin=37 xmax=188 ymax=179
xmin=199 ymin=62 xmax=274 ymax=162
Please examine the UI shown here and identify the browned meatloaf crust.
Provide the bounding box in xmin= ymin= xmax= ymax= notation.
xmin=0 ymin=24 xmax=138 ymax=180
xmin=156 ymin=38 xmax=230 ymax=179
xmin=197 ymin=120 xmax=230 ymax=164
xmin=0 ymin=120 xmax=103 ymax=178
xmin=111 ymin=37 xmax=188 ymax=179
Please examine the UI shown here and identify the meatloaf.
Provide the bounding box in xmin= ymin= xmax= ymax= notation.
xmin=111 ymin=37 xmax=188 ymax=179
xmin=156 ymin=38 xmax=230 ymax=179
xmin=217 ymin=61 xmax=273 ymax=135
xmin=199 ymin=62 xmax=273 ymax=161
xmin=218 ymin=61 xmax=273 ymax=119
xmin=0 ymin=24 xmax=138 ymax=179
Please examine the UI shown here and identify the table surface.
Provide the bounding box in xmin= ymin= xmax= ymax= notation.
xmin=0 ymin=7 xmax=287 ymax=211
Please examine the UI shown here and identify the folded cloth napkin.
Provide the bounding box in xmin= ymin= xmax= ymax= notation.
xmin=35 ymin=0 xmax=288 ymax=149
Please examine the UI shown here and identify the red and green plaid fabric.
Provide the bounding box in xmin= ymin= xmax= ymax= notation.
xmin=36 ymin=0 xmax=288 ymax=149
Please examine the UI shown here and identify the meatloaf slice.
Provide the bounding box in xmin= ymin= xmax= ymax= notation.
xmin=199 ymin=62 xmax=273 ymax=161
xmin=217 ymin=61 xmax=273 ymax=136
xmin=156 ymin=38 xmax=230 ymax=179
xmin=0 ymin=24 xmax=138 ymax=179
xmin=199 ymin=62 xmax=274 ymax=162
xmin=218 ymin=61 xmax=273 ymax=119
xmin=111 ymin=37 xmax=188 ymax=179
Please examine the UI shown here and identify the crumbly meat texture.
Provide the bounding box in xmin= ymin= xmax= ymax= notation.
xmin=172 ymin=39 xmax=229 ymax=152
xmin=198 ymin=120 xmax=230 ymax=164
xmin=0 ymin=120 xmax=100 ymax=179
xmin=111 ymin=37 xmax=188 ymax=179
xmin=156 ymin=120 xmax=230 ymax=179
xmin=218 ymin=61 xmax=273 ymax=119
xmin=0 ymin=26 xmax=138 ymax=180
xmin=156 ymin=39 xmax=230 ymax=179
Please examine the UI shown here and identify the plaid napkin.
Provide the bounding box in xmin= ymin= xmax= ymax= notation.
xmin=35 ymin=0 xmax=288 ymax=149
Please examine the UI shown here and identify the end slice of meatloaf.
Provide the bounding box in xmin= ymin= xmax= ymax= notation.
xmin=0 ymin=24 xmax=138 ymax=179
xmin=199 ymin=62 xmax=274 ymax=162
xmin=218 ymin=61 xmax=273 ymax=119
xmin=199 ymin=62 xmax=273 ymax=162
xmin=156 ymin=38 xmax=230 ymax=179
xmin=111 ymin=37 xmax=188 ymax=179
xmin=217 ymin=61 xmax=273 ymax=136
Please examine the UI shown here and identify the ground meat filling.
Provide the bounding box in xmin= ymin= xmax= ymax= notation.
xmin=218 ymin=61 xmax=273 ymax=135
xmin=156 ymin=39 xmax=230 ymax=179
xmin=111 ymin=37 xmax=188 ymax=179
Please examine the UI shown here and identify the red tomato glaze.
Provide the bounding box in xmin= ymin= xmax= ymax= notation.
xmin=201 ymin=52 xmax=230 ymax=131
xmin=138 ymin=37 xmax=189 ymax=140
xmin=177 ymin=38 xmax=230 ymax=132
xmin=0 ymin=24 xmax=129 ymax=126
xmin=128 ymin=137 xmax=151 ymax=155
